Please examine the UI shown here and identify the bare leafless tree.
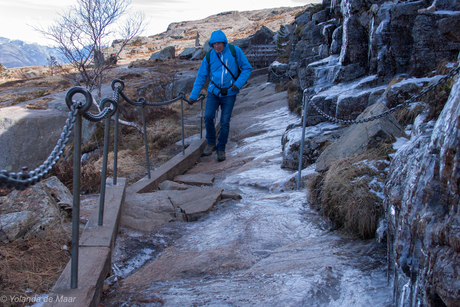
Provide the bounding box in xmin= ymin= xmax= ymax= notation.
xmin=34 ymin=0 xmax=146 ymax=100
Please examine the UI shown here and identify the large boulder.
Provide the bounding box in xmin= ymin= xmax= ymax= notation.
xmin=303 ymin=73 xmax=387 ymax=127
xmin=268 ymin=61 xmax=289 ymax=83
xmin=315 ymin=101 xmax=405 ymax=172
xmin=0 ymin=176 xmax=72 ymax=242
xmin=438 ymin=13 xmax=460 ymax=42
xmin=0 ymin=106 xmax=69 ymax=172
xmin=281 ymin=122 xmax=344 ymax=170
xmin=178 ymin=47 xmax=196 ymax=59
xmin=170 ymin=70 xmax=197 ymax=97
xmin=0 ymin=87 xmax=96 ymax=173
xmin=149 ymin=46 xmax=175 ymax=61
xmin=232 ymin=25 xmax=276 ymax=51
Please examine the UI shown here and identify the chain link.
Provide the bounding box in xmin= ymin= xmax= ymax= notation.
xmin=1 ymin=103 xmax=79 ymax=190
xmin=1 ymin=87 xmax=118 ymax=190
xmin=112 ymin=78 xmax=186 ymax=107
xmin=83 ymin=105 xmax=115 ymax=122
xmin=307 ymin=65 xmax=460 ymax=125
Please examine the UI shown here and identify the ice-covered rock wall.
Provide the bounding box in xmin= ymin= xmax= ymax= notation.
xmin=385 ymin=70 xmax=460 ymax=307
xmin=279 ymin=0 xmax=460 ymax=305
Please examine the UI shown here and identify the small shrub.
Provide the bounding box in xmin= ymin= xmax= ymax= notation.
xmin=293 ymin=24 xmax=306 ymax=39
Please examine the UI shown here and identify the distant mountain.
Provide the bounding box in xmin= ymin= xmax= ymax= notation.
xmin=0 ymin=38 xmax=63 ymax=68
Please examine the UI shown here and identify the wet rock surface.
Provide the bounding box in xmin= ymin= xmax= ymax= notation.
xmin=101 ymin=74 xmax=392 ymax=306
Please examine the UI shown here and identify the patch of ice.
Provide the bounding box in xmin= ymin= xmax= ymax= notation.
xmin=392 ymin=137 xmax=409 ymax=151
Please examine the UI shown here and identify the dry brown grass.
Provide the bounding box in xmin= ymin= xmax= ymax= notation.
xmin=47 ymin=148 xmax=104 ymax=195
xmin=0 ymin=187 xmax=14 ymax=197
xmin=312 ymin=145 xmax=393 ymax=239
xmin=0 ymin=235 xmax=70 ymax=307
xmin=394 ymin=102 xmax=425 ymax=127
xmin=279 ymin=79 xmax=302 ymax=115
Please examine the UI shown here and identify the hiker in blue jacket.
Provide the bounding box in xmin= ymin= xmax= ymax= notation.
xmin=189 ymin=30 xmax=252 ymax=162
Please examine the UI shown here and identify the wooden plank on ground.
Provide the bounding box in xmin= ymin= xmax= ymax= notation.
xmin=80 ymin=178 xmax=126 ymax=248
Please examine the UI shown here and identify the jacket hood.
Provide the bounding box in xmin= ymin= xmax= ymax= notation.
xmin=208 ymin=30 xmax=228 ymax=48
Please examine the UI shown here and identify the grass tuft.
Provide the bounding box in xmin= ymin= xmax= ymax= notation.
xmin=311 ymin=145 xmax=393 ymax=239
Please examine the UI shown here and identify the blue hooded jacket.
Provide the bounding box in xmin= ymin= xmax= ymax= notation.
xmin=190 ymin=30 xmax=252 ymax=100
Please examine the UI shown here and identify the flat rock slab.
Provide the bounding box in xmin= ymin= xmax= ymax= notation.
xmin=222 ymin=190 xmax=243 ymax=200
xmin=173 ymin=174 xmax=215 ymax=186
xmin=158 ymin=180 xmax=189 ymax=191
xmin=121 ymin=192 xmax=176 ymax=232
xmin=157 ymin=187 xmax=223 ymax=221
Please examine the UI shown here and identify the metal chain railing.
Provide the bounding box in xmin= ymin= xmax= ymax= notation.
xmin=109 ymin=79 xmax=205 ymax=180
xmin=296 ymin=63 xmax=460 ymax=190
xmin=1 ymin=86 xmax=118 ymax=289
xmin=0 ymin=87 xmax=120 ymax=191
xmin=1 ymin=76 xmax=208 ymax=289
xmin=0 ymin=106 xmax=77 ymax=190
xmin=307 ymin=65 xmax=460 ymax=125
xmin=268 ymin=65 xmax=296 ymax=81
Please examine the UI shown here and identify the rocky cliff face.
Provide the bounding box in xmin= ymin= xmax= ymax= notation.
xmin=280 ymin=0 xmax=460 ymax=306
xmin=386 ymin=76 xmax=460 ymax=307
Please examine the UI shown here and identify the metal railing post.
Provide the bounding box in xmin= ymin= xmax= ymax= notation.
xmin=113 ymin=103 xmax=119 ymax=185
xmin=71 ymin=113 xmax=82 ymax=289
xmin=140 ymin=100 xmax=151 ymax=179
xmin=98 ymin=115 xmax=110 ymax=226
xmin=297 ymin=92 xmax=308 ymax=190
xmin=98 ymin=98 xmax=117 ymax=226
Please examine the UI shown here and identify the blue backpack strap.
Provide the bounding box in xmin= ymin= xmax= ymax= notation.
xmin=228 ymin=44 xmax=237 ymax=59
xmin=228 ymin=44 xmax=241 ymax=77
xmin=206 ymin=49 xmax=211 ymax=64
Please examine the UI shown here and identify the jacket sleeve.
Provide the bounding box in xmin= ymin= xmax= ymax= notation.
xmin=190 ymin=58 xmax=210 ymax=100
xmin=233 ymin=47 xmax=252 ymax=90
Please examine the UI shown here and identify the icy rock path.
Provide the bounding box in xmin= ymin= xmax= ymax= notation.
xmin=102 ymin=76 xmax=393 ymax=306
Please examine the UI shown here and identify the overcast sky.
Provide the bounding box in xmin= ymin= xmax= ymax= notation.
xmin=0 ymin=0 xmax=321 ymax=46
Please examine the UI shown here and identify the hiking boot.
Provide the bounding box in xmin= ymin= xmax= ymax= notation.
xmin=203 ymin=144 xmax=216 ymax=156
xmin=217 ymin=150 xmax=226 ymax=162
